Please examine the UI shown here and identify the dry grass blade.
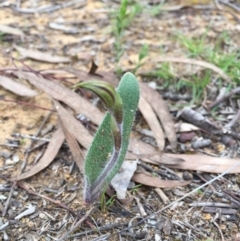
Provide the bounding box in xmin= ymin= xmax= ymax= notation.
xmin=139 ymin=96 xmax=165 ymax=151
xmin=154 ymin=57 xmax=231 ymax=82
xmin=16 ymin=70 xmax=103 ymax=125
xmin=15 ymin=126 xmax=65 ymax=180
xmin=59 ymin=118 xmax=84 ymax=173
xmin=132 ymin=173 xmax=190 ymax=188
xmin=14 ymin=45 xmax=71 ymax=63
xmin=0 ymin=75 xmax=38 ymax=97
xmin=53 ymin=100 xmax=93 ymax=149
xmin=140 ymin=83 xmax=177 ymax=149
xmin=165 ymin=153 xmax=240 ymax=173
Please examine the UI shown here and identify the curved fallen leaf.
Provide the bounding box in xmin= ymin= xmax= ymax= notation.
xmin=139 ymin=96 xmax=165 ymax=150
xmin=132 ymin=173 xmax=190 ymax=188
xmin=15 ymin=126 xmax=65 ymax=180
xmin=140 ymin=83 xmax=177 ymax=149
xmin=0 ymin=75 xmax=38 ymax=97
xmin=165 ymin=153 xmax=240 ymax=173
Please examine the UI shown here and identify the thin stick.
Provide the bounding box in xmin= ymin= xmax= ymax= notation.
xmin=118 ymin=160 xmax=240 ymax=235
xmin=156 ymin=161 xmax=240 ymax=214
xmin=2 ymin=182 xmax=16 ymax=217
xmin=208 ymin=87 xmax=240 ymax=109
xmin=58 ymin=207 xmax=94 ymax=241
xmin=20 ymin=109 xmax=53 ymax=173
xmin=225 ymin=109 xmax=240 ymax=129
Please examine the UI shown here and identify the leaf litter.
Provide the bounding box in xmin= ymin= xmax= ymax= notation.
xmin=1 ymin=1 xmax=240 ymax=240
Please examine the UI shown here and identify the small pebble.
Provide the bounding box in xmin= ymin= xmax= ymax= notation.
xmin=155 ymin=234 xmax=161 ymax=241
xmin=39 ymin=213 xmax=47 ymax=219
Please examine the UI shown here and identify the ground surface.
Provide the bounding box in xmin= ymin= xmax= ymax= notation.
xmin=1 ymin=0 xmax=240 ymax=240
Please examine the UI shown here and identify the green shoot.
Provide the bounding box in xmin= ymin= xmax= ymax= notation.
xmin=111 ymin=0 xmax=142 ymax=75
xmin=75 ymin=72 xmax=139 ymax=204
xmin=177 ymin=70 xmax=211 ymax=103
xmin=133 ymin=44 xmax=149 ymax=73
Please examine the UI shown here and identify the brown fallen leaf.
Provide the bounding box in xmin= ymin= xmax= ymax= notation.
xmin=132 ymin=173 xmax=190 ymax=188
xmin=0 ymin=25 xmax=25 ymax=37
xmin=14 ymin=45 xmax=71 ymax=63
xmin=15 ymin=125 xmax=65 ymax=180
xmin=140 ymin=83 xmax=177 ymax=149
xmin=0 ymin=75 xmax=38 ymax=97
xmin=53 ymin=100 xmax=93 ymax=149
xmin=128 ymin=138 xmax=184 ymax=165
xmin=139 ymin=96 xmax=165 ymax=151
xmin=15 ymin=70 xmax=103 ymax=125
xmin=164 ymin=153 xmax=240 ymax=173
xmin=59 ymin=118 xmax=84 ymax=173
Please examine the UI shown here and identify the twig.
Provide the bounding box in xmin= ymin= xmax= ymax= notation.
xmin=16 ymin=181 xmax=93 ymax=229
xmin=20 ymin=109 xmax=53 ymax=173
xmin=225 ymin=109 xmax=240 ymax=129
xmin=11 ymin=0 xmax=86 ymax=13
xmin=118 ymin=160 xmax=240 ymax=235
xmin=156 ymin=161 xmax=240 ymax=213
xmin=189 ymin=202 xmax=238 ymax=208
xmin=212 ymin=219 xmax=225 ymax=241
xmin=155 ymin=188 xmax=169 ymax=204
xmin=58 ymin=207 xmax=94 ymax=241
xmin=208 ymin=87 xmax=240 ymax=109
xmin=12 ymin=133 xmax=51 ymax=142
xmin=134 ymin=197 xmax=147 ymax=217
xmin=219 ymin=0 xmax=240 ymax=11
xmin=2 ymin=182 xmax=16 ymax=217
xmin=68 ymin=222 xmax=129 ymax=238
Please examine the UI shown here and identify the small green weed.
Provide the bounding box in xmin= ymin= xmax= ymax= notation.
xmin=0 ymin=32 xmax=4 ymax=42
xmin=111 ymin=0 xmax=142 ymax=75
xmin=175 ymin=30 xmax=240 ymax=102
xmin=177 ymin=70 xmax=212 ymax=103
xmin=142 ymin=62 xmax=175 ymax=88
xmin=147 ymin=1 xmax=165 ymax=17
xmin=129 ymin=184 xmax=142 ymax=194
xmin=177 ymin=31 xmax=208 ymax=58
xmin=100 ymin=190 xmax=116 ymax=212
xmin=133 ymin=44 xmax=149 ymax=73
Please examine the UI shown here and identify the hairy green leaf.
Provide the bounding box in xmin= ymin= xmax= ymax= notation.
xmin=83 ymin=72 xmax=140 ymax=203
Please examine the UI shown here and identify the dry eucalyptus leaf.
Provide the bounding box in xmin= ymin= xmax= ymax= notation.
xmin=132 ymin=173 xmax=190 ymax=188
xmin=0 ymin=25 xmax=25 ymax=37
xmin=59 ymin=118 xmax=84 ymax=173
xmin=15 ymin=126 xmax=65 ymax=180
xmin=14 ymin=45 xmax=71 ymax=63
xmin=140 ymin=83 xmax=177 ymax=149
xmin=139 ymin=96 xmax=165 ymax=151
xmin=128 ymin=138 xmax=184 ymax=165
xmin=53 ymin=100 xmax=93 ymax=149
xmin=165 ymin=153 xmax=240 ymax=173
xmin=15 ymin=70 xmax=103 ymax=125
xmin=0 ymin=75 xmax=38 ymax=97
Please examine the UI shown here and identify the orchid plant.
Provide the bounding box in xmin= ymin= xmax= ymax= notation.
xmin=75 ymin=72 xmax=139 ymax=204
